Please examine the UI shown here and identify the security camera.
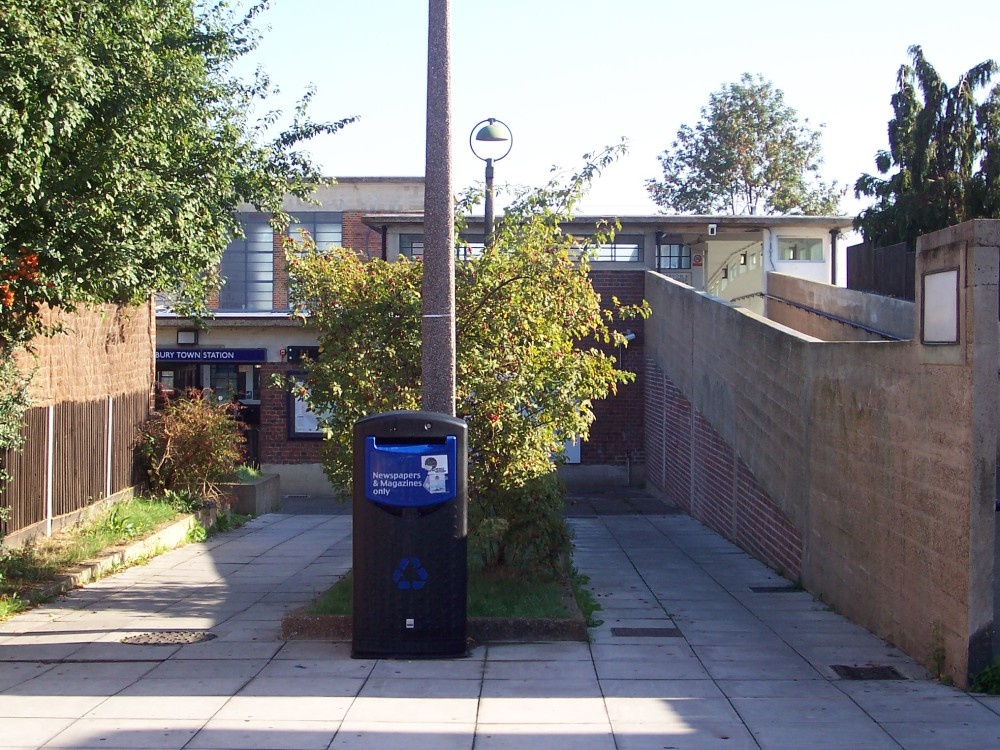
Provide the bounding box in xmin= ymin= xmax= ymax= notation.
xmin=707 ymin=224 xmax=718 ymax=236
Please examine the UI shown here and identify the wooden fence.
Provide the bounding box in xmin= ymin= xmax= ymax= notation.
xmin=846 ymin=241 xmax=916 ymax=301
xmin=0 ymin=390 xmax=149 ymax=540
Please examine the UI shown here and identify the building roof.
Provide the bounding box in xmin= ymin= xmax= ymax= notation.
xmin=361 ymin=212 xmax=855 ymax=233
xmin=324 ymin=176 xmax=425 ymax=184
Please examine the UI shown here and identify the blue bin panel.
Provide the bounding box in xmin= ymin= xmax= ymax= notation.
xmin=364 ymin=436 xmax=457 ymax=507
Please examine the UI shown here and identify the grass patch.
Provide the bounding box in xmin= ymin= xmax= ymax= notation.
xmin=972 ymin=662 xmax=1000 ymax=694
xmin=0 ymin=496 xmax=246 ymax=620
xmin=312 ymin=570 xmax=354 ymax=615
xmin=308 ymin=565 xmax=571 ymax=620
xmin=228 ymin=465 xmax=262 ymax=483
xmin=468 ymin=566 xmax=569 ymax=618
xmin=570 ymin=570 xmax=603 ymax=627
xmin=2 ymin=499 xmax=180 ymax=585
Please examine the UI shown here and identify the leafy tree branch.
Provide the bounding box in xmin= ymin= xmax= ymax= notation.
xmin=854 ymin=45 xmax=999 ymax=248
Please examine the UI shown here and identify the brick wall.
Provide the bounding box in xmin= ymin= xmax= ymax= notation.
xmin=273 ymin=231 xmax=289 ymax=310
xmin=259 ymin=362 xmax=323 ymax=465
xmin=25 ymin=301 xmax=154 ymax=406
xmin=646 ymin=359 xmax=803 ymax=579
xmin=585 ymin=270 xmax=646 ymax=466
xmin=343 ymin=211 xmax=383 ymax=260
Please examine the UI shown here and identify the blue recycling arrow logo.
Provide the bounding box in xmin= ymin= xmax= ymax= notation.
xmin=393 ymin=557 xmax=429 ymax=590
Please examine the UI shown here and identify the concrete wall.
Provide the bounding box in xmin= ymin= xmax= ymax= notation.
xmin=766 ymin=273 xmax=915 ymax=341
xmin=283 ymin=178 xmax=425 ymax=214
xmin=643 ymin=220 xmax=999 ymax=686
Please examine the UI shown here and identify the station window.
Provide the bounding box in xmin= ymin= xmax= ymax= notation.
xmin=592 ymin=234 xmax=644 ymax=262
xmin=657 ymin=243 xmax=691 ymax=270
xmin=777 ymin=237 xmax=824 ymax=261
xmin=219 ymin=218 xmax=274 ymax=311
xmin=399 ymin=233 xmax=485 ymax=261
xmin=289 ymin=212 xmax=343 ymax=249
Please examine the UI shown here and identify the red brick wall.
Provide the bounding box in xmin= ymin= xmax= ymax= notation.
xmin=273 ymin=232 xmax=289 ymax=310
xmin=343 ymin=211 xmax=383 ymax=260
xmin=584 ymin=270 xmax=646 ymax=466
xmin=259 ymin=362 xmax=323 ymax=464
xmin=645 ymin=359 xmax=803 ymax=579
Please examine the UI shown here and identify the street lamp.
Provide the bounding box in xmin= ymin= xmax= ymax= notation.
xmin=469 ymin=118 xmax=512 ymax=247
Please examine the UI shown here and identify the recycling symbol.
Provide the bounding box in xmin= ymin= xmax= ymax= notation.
xmin=393 ymin=557 xmax=429 ymax=590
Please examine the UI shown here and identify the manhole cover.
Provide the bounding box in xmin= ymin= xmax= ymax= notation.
xmin=610 ymin=627 xmax=683 ymax=638
xmin=831 ymin=664 xmax=905 ymax=681
xmin=749 ymin=585 xmax=800 ymax=593
xmin=121 ymin=631 xmax=217 ymax=646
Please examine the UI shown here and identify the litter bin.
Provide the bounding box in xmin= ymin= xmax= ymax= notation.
xmin=352 ymin=410 xmax=468 ymax=658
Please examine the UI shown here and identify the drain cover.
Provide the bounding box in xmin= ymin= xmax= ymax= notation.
xmin=749 ymin=585 xmax=800 ymax=593
xmin=121 ymin=631 xmax=217 ymax=646
xmin=611 ymin=627 xmax=683 ymax=638
xmin=831 ymin=664 xmax=905 ymax=680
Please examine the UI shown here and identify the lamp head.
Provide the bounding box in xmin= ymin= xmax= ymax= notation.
xmin=475 ymin=119 xmax=509 ymax=142
xmin=470 ymin=118 xmax=513 ymax=163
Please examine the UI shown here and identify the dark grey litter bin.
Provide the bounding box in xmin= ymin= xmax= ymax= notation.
xmin=351 ymin=411 xmax=467 ymax=658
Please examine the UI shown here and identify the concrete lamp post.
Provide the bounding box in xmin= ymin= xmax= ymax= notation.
xmin=469 ymin=118 xmax=512 ymax=248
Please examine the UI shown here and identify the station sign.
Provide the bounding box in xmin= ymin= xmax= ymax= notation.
xmin=156 ymin=348 xmax=267 ymax=363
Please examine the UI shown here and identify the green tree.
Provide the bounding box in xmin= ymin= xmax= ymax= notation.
xmin=286 ymin=147 xmax=648 ymax=572
xmin=854 ymin=46 xmax=999 ymax=248
xmin=0 ymin=0 xmax=354 ymax=347
xmin=646 ymin=73 xmax=842 ymax=216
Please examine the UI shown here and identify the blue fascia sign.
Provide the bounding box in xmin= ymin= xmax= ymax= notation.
xmin=156 ymin=348 xmax=267 ymax=363
xmin=364 ymin=436 xmax=457 ymax=507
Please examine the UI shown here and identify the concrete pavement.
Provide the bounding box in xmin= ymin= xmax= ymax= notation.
xmin=1 ymin=506 xmax=1000 ymax=748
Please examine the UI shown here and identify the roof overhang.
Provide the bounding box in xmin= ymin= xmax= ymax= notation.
xmin=361 ymin=212 xmax=854 ymax=234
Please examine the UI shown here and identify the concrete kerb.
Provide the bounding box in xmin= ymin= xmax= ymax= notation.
xmin=27 ymin=506 xmax=218 ymax=602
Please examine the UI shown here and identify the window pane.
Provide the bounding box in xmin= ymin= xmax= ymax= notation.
xmin=400 ymin=234 xmax=425 ymax=260
xmin=314 ymin=223 xmax=343 ymax=246
xmin=658 ymin=243 xmax=691 ymax=270
xmin=289 ymin=213 xmax=343 ymax=249
xmin=218 ymin=220 xmax=274 ymax=310
xmin=778 ymin=237 xmax=823 ymax=261
xmin=245 ymin=283 xmax=273 ymax=311
xmin=574 ymin=234 xmax=643 ymax=262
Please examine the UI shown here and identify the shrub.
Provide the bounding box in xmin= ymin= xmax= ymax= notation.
xmin=469 ymin=472 xmax=571 ymax=573
xmin=139 ymin=393 xmax=245 ymax=500
xmin=972 ymin=663 xmax=1000 ymax=694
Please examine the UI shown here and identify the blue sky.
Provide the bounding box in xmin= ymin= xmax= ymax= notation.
xmin=243 ymin=0 xmax=1000 ymax=217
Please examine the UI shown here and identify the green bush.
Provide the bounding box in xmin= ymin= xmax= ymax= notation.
xmin=470 ymin=472 xmax=571 ymax=573
xmin=161 ymin=489 xmax=208 ymax=514
xmin=972 ymin=663 xmax=1000 ymax=694
xmin=139 ymin=394 xmax=245 ymax=500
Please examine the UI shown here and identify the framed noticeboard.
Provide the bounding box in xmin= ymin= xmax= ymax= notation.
xmin=286 ymin=372 xmax=330 ymax=440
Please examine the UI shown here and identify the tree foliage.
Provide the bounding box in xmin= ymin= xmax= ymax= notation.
xmin=286 ymin=146 xmax=649 ymax=571
xmin=854 ymin=46 xmax=999 ymax=248
xmin=646 ymin=73 xmax=842 ymax=216
xmin=0 ymin=0 xmax=354 ymax=347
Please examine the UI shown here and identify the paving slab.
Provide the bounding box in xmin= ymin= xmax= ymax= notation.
xmin=0 ymin=509 xmax=998 ymax=750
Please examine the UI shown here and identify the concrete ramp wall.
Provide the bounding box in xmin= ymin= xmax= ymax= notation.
xmin=643 ymin=220 xmax=999 ymax=686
